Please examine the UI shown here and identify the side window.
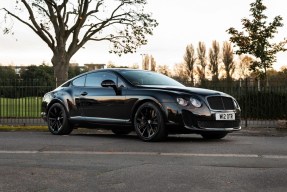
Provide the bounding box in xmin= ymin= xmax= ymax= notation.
xmin=72 ymin=75 xmax=86 ymax=87
xmin=85 ymin=72 xmax=117 ymax=87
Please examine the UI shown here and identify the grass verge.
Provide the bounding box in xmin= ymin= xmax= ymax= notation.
xmin=0 ymin=125 xmax=47 ymax=132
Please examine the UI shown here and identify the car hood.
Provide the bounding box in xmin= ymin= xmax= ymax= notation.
xmin=137 ymin=85 xmax=228 ymax=97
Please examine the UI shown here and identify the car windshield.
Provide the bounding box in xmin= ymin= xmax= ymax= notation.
xmin=119 ymin=70 xmax=185 ymax=87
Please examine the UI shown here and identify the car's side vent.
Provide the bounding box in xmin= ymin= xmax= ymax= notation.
xmin=207 ymin=96 xmax=235 ymax=110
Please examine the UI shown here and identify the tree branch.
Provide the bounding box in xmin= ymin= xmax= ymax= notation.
xmin=2 ymin=6 xmax=54 ymax=50
xmin=44 ymin=0 xmax=59 ymax=36
xmin=31 ymin=3 xmax=50 ymax=17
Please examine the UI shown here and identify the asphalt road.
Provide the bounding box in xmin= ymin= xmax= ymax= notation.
xmin=0 ymin=130 xmax=287 ymax=192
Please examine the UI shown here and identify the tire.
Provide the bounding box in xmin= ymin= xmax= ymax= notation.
xmin=47 ymin=103 xmax=73 ymax=135
xmin=200 ymin=132 xmax=228 ymax=140
xmin=111 ymin=129 xmax=132 ymax=135
xmin=134 ymin=102 xmax=167 ymax=142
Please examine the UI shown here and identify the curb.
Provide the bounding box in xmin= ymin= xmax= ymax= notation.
xmin=232 ymin=127 xmax=287 ymax=137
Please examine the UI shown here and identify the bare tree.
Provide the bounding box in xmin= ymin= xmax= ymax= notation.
xmin=173 ymin=63 xmax=189 ymax=83
xmin=183 ymin=44 xmax=196 ymax=85
xmin=1 ymin=0 xmax=158 ymax=85
xmin=157 ymin=65 xmax=170 ymax=76
xmin=222 ymin=41 xmax=235 ymax=81
xmin=131 ymin=63 xmax=139 ymax=69
xmin=238 ymin=55 xmax=253 ymax=79
xmin=107 ymin=61 xmax=116 ymax=68
xmin=150 ymin=55 xmax=156 ymax=71
xmin=196 ymin=41 xmax=207 ymax=83
xmin=142 ymin=54 xmax=150 ymax=70
xmin=209 ymin=40 xmax=220 ymax=81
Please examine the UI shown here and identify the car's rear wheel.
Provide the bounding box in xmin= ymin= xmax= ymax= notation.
xmin=47 ymin=103 xmax=73 ymax=135
xmin=134 ymin=102 xmax=167 ymax=142
xmin=200 ymin=132 xmax=228 ymax=140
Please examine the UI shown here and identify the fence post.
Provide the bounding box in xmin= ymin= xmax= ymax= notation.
xmin=245 ymin=78 xmax=248 ymax=127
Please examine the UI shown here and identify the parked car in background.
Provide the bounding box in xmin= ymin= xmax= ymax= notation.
xmin=41 ymin=69 xmax=241 ymax=141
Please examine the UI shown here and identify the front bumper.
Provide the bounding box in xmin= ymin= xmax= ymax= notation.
xmin=163 ymin=101 xmax=241 ymax=133
xmin=182 ymin=109 xmax=241 ymax=132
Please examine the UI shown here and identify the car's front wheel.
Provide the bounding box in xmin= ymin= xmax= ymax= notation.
xmin=134 ymin=102 xmax=167 ymax=142
xmin=47 ymin=103 xmax=73 ymax=135
xmin=200 ymin=132 xmax=228 ymax=140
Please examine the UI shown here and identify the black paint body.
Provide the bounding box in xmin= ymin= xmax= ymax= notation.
xmin=41 ymin=69 xmax=241 ymax=134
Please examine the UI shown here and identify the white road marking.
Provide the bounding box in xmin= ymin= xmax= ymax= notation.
xmin=0 ymin=150 xmax=287 ymax=159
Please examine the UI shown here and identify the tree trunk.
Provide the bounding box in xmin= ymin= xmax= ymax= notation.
xmin=263 ymin=65 xmax=269 ymax=87
xmin=226 ymin=71 xmax=231 ymax=81
xmin=190 ymin=71 xmax=194 ymax=86
xmin=51 ymin=54 xmax=70 ymax=87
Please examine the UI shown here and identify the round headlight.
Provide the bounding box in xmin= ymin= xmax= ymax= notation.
xmin=190 ymin=98 xmax=202 ymax=108
xmin=177 ymin=98 xmax=188 ymax=106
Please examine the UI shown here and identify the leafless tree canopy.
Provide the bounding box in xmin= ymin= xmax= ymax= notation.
xmin=3 ymin=0 xmax=158 ymax=56
xmin=196 ymin=41 xmax=207 ymax=81
xmin=2 ymin=0 xmax=158 ymax=85
xmin=222 ymin=41 xmax=235 ymax=80
xmin=183 ymin=44 xmax=196 ymax=82
xmin=209 ymin=40 xmax=220 ymax=81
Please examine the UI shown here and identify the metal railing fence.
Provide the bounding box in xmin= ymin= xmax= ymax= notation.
xmin=0 ymin=78 xmax=286 ymax=128
xmin=0 ymin=79 xmax=55 ymax=126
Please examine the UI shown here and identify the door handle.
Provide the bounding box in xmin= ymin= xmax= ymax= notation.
xmin=81 ymin=92 xmax=88 ymax=96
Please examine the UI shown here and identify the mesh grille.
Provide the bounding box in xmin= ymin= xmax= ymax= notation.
xmin=198 ymin=120 xmax=241 ymax=129
xmin=207 ymin=96 xmax=235 ymax=110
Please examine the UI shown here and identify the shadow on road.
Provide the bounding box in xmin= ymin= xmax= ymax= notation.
xmin=69 ymin=130 xmax=231 ymax=143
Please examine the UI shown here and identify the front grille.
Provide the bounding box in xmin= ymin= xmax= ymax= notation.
xmin=198 ymin=120 xmax=241 ymax=129
xmin=207 ymin=96 xmax=235 ymax=110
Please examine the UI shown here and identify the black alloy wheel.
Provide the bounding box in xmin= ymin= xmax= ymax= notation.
xmin=134 ymin=102 xmax=167 ymax=141
xmin=47 ymin=103 xmax=73 ymax=135
xmin=200 ymin=132 xmax=228 ymax=140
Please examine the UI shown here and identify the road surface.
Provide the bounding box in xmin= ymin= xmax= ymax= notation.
xmin=0 ymin=131 xmax=286 ymax=192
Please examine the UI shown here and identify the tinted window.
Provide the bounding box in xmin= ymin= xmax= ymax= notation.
xmin=119 ymin=70 xmax=184 ymax=87
xmin=72 ymin=75 xmax=86 ymax=87
xmin=85 ymin=72 xmax=117 ymax=87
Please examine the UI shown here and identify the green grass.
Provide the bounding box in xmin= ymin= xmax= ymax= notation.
xmin=0 ymin=97 xmax=42 ymax=118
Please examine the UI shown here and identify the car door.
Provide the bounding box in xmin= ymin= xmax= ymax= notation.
xmin=69 ymin=74 xmax=86 ymax=118
xmin=79 ymin=71 xmax=128 ymax=123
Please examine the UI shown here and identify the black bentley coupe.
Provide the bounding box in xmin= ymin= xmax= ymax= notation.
xmin=41 ymin=69 xmax=241 ymax=141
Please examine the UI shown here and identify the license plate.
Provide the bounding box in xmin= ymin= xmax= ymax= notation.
xmin=215 ymin=113 xmax=235 ymax=120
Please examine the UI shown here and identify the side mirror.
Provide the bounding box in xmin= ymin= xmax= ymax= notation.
xmin=101 ymin=80 xmax=116 ymax=88
xmin=101 ymin=80 xmax=120 ymax=95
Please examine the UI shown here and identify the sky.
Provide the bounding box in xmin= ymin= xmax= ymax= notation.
xmin=0 ymin=0 xmax=287 ymax=70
